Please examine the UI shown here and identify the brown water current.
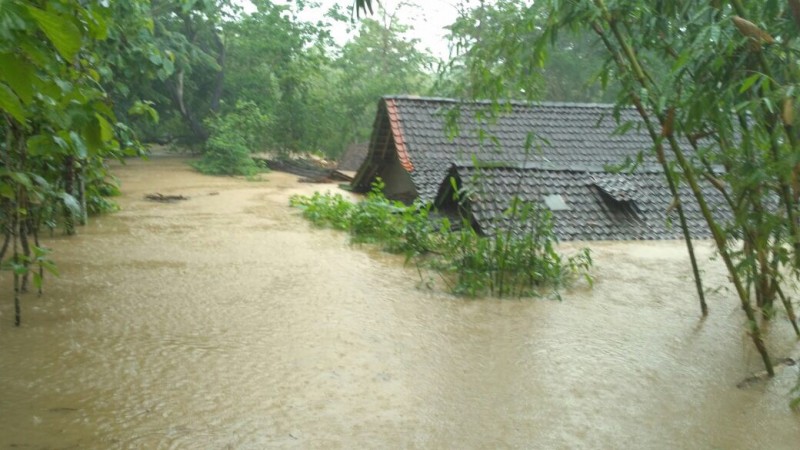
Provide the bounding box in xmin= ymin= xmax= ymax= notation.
xmin=1 ymin=156 xmax=798 ymax=449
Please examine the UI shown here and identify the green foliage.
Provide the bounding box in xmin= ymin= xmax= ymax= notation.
xmin=223 ymin=1 xmax=334 ymax=155
xmin=216 ymin=100 xmax=271 ymax=152
xmin=1 ymin=245 xmax=60 ymax=290
xmin=452 ymin=0 xmax=800 ymax=376
xmin=218 ymin=1 xmax=436 ymax=158
xmin=328 ymin=13 xmax=437 ymax=155
xmin=192 ymin=100 xmax=270 ymax=176
xmin=290 ymin=179 xmax=436 ymax=254
xmin=440 ymin=0 xmax=616 ymax=102
xmin=0 ymin=0 xmax=145 ymax=323
xmin=291 ymin=179 xmax=592 ymax=298
xmin=290 ymin=191 xmax=355 ymax=230
xmin=434 ymin=200 xmax=592 ymax=298
xmin=191 ymin=135 xmax=255 ymax=176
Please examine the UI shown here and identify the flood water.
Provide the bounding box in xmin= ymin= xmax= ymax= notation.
xmin=0 ymin=156 xmax=798 ymax=449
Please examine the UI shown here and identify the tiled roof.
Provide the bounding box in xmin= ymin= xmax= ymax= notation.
xmin=385 ymin=98 xmax=414 ymax=172
xmin=353 ymin=96 xmax=724 ymax=240
xmin=378 ymin=96 xmax=663 ymax=202
xmin=439 ymin=165 xmax=725 ymax=241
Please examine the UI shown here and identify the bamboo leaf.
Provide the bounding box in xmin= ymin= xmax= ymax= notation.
xmin=739 ymin=74 xmax=760 ymax=93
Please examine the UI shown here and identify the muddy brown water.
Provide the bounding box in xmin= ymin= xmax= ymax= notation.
xmin=0 ymin=156 xmax=798 ymax=449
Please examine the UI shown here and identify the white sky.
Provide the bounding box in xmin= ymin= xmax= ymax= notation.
xmin=239 ymin=0 xmax=464 ymax=59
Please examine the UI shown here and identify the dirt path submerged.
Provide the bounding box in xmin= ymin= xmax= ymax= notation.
xmin=0 ymin=156 xmax=798 ymax=449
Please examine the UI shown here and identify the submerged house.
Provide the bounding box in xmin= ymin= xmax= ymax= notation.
xmin=351 ymin=96 xmax=725 ymax=241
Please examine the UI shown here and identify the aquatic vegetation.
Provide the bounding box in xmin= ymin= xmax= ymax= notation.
xmin=290 ymin=179 xmax=592 ymax=298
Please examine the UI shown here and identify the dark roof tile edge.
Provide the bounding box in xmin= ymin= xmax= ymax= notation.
xmin=382 ymin=95 xmax=627 ymax=110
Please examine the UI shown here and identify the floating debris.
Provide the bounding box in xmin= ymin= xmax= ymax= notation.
xmin=145 ymin=193 xmax=189 ymax=203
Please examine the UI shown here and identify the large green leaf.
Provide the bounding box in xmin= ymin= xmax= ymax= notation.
xmin=69 ymin=131 xmax=88 ymax=159
xmin=0 ymin=53 xmax=35 ymax=104
xmin=96 ymin=114 xmax=114 ymax=142
xmin=59 ymin=192 xmax=82 ymax=217
xmin=26 ymin=5 xmax=82 ymax=61
xmin=0 ymin=82 xmax=27 ymax=122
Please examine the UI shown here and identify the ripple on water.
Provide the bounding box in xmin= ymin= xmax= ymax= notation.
xmin=0 ymin=157 xmax=799 ymax=449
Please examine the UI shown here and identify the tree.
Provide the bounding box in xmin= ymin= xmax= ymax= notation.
xmin=223 ymin=0 xmax=334 ymax=154
xmin=455 ymin=0 xmax=800 ymax=376
xmin=0 ymin=0 xmax=137 ymax=325
xmin=329 ymin=4 xmax=436 ymax=154
xmin=441 ymin=0 xmax=615 ymax=102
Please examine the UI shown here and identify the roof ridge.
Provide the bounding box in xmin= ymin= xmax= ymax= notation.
xmin=382 ymin=95 xmax=624 ymax=109
xmin=452 ymin=162 xmax=664 ymax=173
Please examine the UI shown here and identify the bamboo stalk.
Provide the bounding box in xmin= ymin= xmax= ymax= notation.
xmin=591 ymin=2 xmax=773 ymax=373
xmin=592 ymin=20 xmax=709 ymax=316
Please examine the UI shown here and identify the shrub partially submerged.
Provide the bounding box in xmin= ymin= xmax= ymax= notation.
xmin=290 ymin=180 xmax=592 ymax=298
xmin=192 ymin=101 xmax=270 ymax=176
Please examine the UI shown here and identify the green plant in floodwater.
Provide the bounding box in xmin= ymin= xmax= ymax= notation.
xmin=432 ymin=197 xmax=592 ymax=298
xmin=348 ymin=179 xmax=438 ymax=255
xmin=291 ymin=179 xmax=437 ymax=256
xmin=290 ymin=191 xmax=355 ymax=230
xmin=290 ymin=179 xmax=592 ymax=298
xmin=192 ymin=101 xmax=271 ymax=177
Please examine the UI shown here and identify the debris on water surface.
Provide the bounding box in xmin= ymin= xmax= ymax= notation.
xmin=145 ymin=193 xmax=189 ymax=203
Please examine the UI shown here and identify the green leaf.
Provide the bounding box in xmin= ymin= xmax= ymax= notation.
xmin=161 ymin=58 xmax=175 ymax=77
xmin=40 ymin=259 xmax=59 ymax=277
xmin=26 ymin=134 xmax=51 ymax=157
xmin=83 ymin=121 xmax=103 ymax=155
xmin=0 ymin=53 xmax=35 ymax=104
xmin=28 ymin=172 xmax=50 ymax=189
xmin=33 ymin=271 xmax=43 ymax=290
xmin=59 ymin=192 xmax=81 ymax=217
xmin=10 ymin=171 xmax=32 ymax=189
xmin=96 ymin=114 xmax=114 ymax=142
xmin=69 ymin=131 xmax=88 ymax=159
xmin=12 ymin=263 xmax=28 ymax=276
xmin=26 ymin=5 xmax=82 ymax=61
xmin=739 ymin=74 xmax=761 ymax=94
xmin=0 ymin=82 xmax=27 ymax=122
xmin=0 ymin=182 xmax=15 ymax=200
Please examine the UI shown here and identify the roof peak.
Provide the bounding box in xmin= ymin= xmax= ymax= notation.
xmin=382 ymin=95 xmax=622 ymax=109
xmin=450 ymin=162 xmax=664 ymax=174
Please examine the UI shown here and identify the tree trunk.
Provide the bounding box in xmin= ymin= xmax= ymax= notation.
xmin=173 ymin=69 xmax=209 ymax=141
xmin=210 ymin=32 xmax=225 ymax=113
xmin=63 ymin=156 xmax=75 ymax=235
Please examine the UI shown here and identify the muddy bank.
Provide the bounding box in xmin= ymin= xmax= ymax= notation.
xmin=0 ymin=156 xmax=798 ymax=449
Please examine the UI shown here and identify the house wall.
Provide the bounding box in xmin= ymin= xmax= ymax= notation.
xmin=379 ymin=152 xmax=417 ymax=201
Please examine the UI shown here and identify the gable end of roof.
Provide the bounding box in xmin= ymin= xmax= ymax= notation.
xmin=385 ymin=98 xmax=414 ymax=172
